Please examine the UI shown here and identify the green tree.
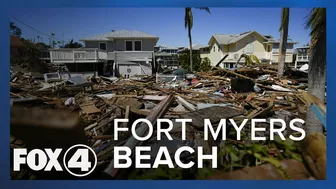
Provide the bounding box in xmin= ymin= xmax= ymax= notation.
xmin=278 ymin=8 xmax=290 ymax=78
xmin=185 ymin=7 xmax=211 ymax=72
xmin=179 ymin=52 xmax=202 ymax=71
xmin=10 ymin=22 xmax=22 ymax=37
xmin=11 ymin=39 xmax=51 ymax=72
xmin=305 ymin=8 xmax=326 ymax=133
xmin=200 ymin=57 xmax=211 ymax=72
xmin=63 ymin=39 xmax=83 ymax=48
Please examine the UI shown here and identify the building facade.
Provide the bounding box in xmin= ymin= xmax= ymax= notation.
xmin=49 ymin=30 xmax=159 ymax=77
xmin=200 ymin=31 xmax=297 ymax=68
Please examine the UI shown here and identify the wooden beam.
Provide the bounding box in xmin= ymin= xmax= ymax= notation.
xmin=104 ymin=95 xmax=174 ymax=178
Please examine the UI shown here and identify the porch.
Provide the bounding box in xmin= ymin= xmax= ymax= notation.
xmin=49 ymin=48 xmax=108 ymax=64
xmin=48 ymin=48 xmax=156 ymax=77
xmin=49 ymin=49 xmax=155 ymax=63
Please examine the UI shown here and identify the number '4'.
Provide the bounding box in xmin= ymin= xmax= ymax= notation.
xmin=67 ymin=149 xmax=91 ymax=171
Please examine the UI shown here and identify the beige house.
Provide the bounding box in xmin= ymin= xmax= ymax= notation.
xmin=200 ymin=31 xmax=298 ymax=68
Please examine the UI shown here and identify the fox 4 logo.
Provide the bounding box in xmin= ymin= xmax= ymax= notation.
xmin=13 ymin=144 xmax=97 ymax=177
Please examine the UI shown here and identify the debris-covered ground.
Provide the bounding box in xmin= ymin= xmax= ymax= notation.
xmin=10 ymin=65 xmax=326 ymax=180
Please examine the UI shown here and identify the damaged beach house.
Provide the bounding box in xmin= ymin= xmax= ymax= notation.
xmin=199 ymin=31 xmax=298 ymax=69
xmin=47 ymin=30 xmax=160 ymax=80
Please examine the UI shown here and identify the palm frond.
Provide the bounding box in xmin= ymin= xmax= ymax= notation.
xmin=306 ymin=8 xmax=326 ymax=86
xmin=185 ymin=8 xmax=193 ymax=29
xmin=250 ymin=54 xmax=261 ymax=64
xmin=236 ymin=54 xmax=261 ymax=66
xmin=305 ymin=8 xmax=326 ymax=39
xmin=236 ymin=54 xmax=251 ymax=66
xmin=196 ymin=7 xmax=211 ymax=14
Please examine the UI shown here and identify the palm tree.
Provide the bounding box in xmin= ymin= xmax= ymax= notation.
xmin=10 ymin=22 xmax=22 ymax=37
xmin=63 ymin=39 xmax=83 ymax=48
xmin=50 ymin=33 xmax=56 ymax=48
xmin=305 ymin=8 xmax=326 ymax=133
xmin=277 ymin=8 xmax=290 ymax=78
xmin=185 ymin=7 xmax=211 ymax=72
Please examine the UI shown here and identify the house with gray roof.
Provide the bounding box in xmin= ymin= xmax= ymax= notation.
xmin=49 ymin=30 xmax=160 ymax=78
xmin=200 ymin=31 xmax=298 ymax=68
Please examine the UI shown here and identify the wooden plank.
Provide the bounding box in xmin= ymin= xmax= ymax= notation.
xmin=79 ymin=103 xmax=101 ymax=114
xmin=104 ymin=95 xmax=174 ymax=178
xmin=176 ymin=96 xmax=196 ymax=111
xmin=245 ymin=92 xmax=256 ymax=102
xmin=302 ymin=92 xmax=326 ymax=114
xmin=114 ymin=97 xmax=143 ymax=111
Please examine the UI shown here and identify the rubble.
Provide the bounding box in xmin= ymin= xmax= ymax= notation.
xmin=9 ymin=64 xmax=326 ymax=180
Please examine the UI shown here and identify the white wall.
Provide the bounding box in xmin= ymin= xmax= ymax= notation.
xmin=118 ymin=64 xmax=152 ymax=77
xmin=201 ymin=42 xmax=223 ymax=66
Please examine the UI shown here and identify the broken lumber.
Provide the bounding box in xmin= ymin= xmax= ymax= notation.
xmin=104 ymin=95 xmax=174 ymax=178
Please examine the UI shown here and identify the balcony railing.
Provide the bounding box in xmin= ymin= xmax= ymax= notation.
xmin=49 ymin=48 xmax=107 ymax=63
xmin=272 ymin=48 xmax=294 ymax=53
xmin=297 ymin=55 xmax=309 ymax=61
xmin=49 ymin=48 xmax=156 ymax=64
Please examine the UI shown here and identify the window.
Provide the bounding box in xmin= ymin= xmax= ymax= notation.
xmin=246 ymin=43 xmax=253 ymax=53
xmin=134 ymin=41 xmax=142 ymax=51
xmin=126 ymin=41 xmax=133 ymax=51
xmin=218 ymin=45 xmax=221 ymax=52
xmin=267 ymin=45 xmax=271 ymax=52
xmin=213 ymin=46 xmax=216 ymax=52
xmin=99 ymin=42 xmax=107 ymax=51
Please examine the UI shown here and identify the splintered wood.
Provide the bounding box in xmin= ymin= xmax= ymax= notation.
xmin=9 ymin=64 xmax=325 ymax=180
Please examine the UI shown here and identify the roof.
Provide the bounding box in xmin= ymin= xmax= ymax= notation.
xmin=192 ymin=44 xmax=208 ymax=50
xmin=80 ymin=30 xmax=159 ymax=41
xmin=210 ymin=31 xmax=298 ymax=45
xmin=179 ymin=44 xmax=208 ymax=51
xmin=10 ymin=35 xmax=24 ymax=47
xmin=210 ymin=31 xmax=265 ymax=45
xmin=155 ymin=52 xmax=175 ymax=57
xmin=155 ymin=45 xmax=181 ymax=50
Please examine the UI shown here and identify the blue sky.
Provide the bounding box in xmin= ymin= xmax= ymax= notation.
xmin=9 ymin=8 xmax=311 ymax=47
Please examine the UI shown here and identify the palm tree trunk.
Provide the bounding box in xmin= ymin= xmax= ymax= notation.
xmin=188 ymin=27 xmax=193 ymax=72
xmin=277 ymin=8 xmax=289 ymax=78
xmin=306 ymin=32 xmax=326 ymax=134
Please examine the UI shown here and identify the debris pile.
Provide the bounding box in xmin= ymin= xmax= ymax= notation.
xmin=10 ymin=65 xmax=326 ymax=180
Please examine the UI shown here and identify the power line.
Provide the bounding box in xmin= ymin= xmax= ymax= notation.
xmin=10 ymin=16 xmax=63 ymax=42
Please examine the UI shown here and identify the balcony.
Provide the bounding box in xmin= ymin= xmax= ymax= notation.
xmin=296 ymin=53 xmax=309 ymax=62
xmin=49 ymin=48 xmax=107 ymax=64
xmin=272 ymin=48 xmax=294 ymax=54
xmin=49 ymin=48 xmax=155 ymax=65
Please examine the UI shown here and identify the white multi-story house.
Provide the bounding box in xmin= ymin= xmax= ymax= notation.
xmin=294 ymin=46 xmax=310 ymax=69
xmin=200 ymin=31 xmax=298 ymax=68
xmin=49 ymin=30 xmax=159 ymax=78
